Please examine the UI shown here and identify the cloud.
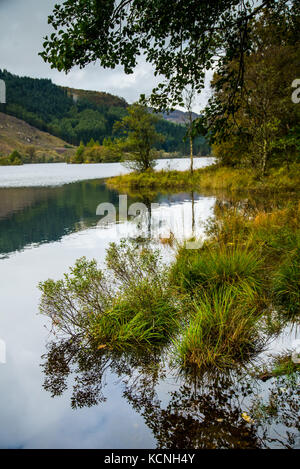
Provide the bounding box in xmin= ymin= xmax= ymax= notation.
xmin=0 ymin=0 xmax=211 ymax=111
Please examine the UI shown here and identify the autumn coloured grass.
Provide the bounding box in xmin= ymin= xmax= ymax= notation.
xmin=106 ymin=163 xmax=300 ymax=194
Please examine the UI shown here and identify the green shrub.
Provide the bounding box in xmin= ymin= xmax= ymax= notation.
xmin=39 ymin=241 xmax=180 ymax=349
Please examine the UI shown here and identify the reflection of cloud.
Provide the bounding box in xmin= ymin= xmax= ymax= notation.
xmin=0 ymin=233 xmax=154 ymax=449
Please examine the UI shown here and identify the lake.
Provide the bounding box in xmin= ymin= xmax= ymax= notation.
xmin=0 ymin=158 xmax=299 ymax=449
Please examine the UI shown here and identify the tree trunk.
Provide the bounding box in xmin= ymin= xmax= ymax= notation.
xmin=261 ymin=138 xmax=267 ymax=177
xmin=190 ymin=135 xmax=193 ymax=175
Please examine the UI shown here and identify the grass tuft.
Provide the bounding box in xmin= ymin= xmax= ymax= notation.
xmin=170 ymin=245 xmax=263 ymax=295
xmin=273 ymin=249 xmax=300 ymax=316
xmin=174 ymin=286 xmax=264 ymax=371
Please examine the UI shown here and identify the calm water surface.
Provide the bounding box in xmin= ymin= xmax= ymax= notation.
xmin=0 ymin=159 xmax=299 ymax=449
xmin=0 ymin=158 xmax=213 ymax=188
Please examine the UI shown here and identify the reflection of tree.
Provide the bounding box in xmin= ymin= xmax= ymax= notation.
xmin=124 ymin=372 xmax=261 ymax=449
xmin=191 ymin=191 xmax=195 ymax=237
xmin=41 ymin=339 xmax=300 ymax=449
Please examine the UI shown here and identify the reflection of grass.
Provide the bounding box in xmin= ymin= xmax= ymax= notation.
xmin=254 ymin=352 xmax=300 ymax=382
xmin=106 ymin=163 xmax=300 ymax=193
xmin=271 ymin=354 xmax=300 ymax=377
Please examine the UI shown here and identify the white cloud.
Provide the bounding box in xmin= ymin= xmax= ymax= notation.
xmin=0 ymin=0 xmax=210 ymax=112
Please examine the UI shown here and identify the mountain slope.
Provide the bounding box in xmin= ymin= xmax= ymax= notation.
xmin=0 ymin=112 xmax=74 ymax=159
xmin=63 ymin=87 xmax=127 ymax=109
xmin=162 ymin=110 xmax=199 ymax=124
xmin=0 ymin=70 xmax=210 ymax=156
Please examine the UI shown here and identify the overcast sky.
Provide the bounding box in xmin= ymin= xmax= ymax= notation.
xmin=0 ymin=0 xmax=211 ymax=112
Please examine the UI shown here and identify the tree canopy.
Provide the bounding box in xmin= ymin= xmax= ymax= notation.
xmin=40 ymin=0 xmax=297 ymax=113
xmin=210 ymin=8 xmax=300 ymax=174
xmin=112 ymin=103 xmax=164 ymax=171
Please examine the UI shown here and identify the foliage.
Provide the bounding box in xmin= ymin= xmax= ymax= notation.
xmin=207 ymin=9 xmax=300 ymax=174
xmin=40 ymin=0 xmax=297 ymax=113
xmin=39 ymin=241 xmax=180 ymax=348
xmin=110 ymin=103 xmax=164 ymax=172
xmin=70 ymin=138 xmax=120 ymax=163
xmin=0 ymin=150 xmax=23 ymax=166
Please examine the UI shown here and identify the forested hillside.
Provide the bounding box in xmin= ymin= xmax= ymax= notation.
xmin=0 ymin=70 xmax=210 ymax=156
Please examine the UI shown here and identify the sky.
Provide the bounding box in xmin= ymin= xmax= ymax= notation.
xmin=0 ymin=0 xmax=212 ymax=112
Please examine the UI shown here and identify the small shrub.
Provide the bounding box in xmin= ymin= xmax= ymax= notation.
xmin=39 ymin=241 xmax=180 ymax=349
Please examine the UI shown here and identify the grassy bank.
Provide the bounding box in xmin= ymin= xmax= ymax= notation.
xmin=106 ymin=163 xmax=300 ymax=194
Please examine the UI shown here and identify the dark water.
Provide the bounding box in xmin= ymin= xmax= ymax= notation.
xmin=0 ymin=172 xmax=299 ymax=449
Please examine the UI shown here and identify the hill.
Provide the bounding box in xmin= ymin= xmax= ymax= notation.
xmin=0 ymin=70 xmax=210 ymax=156
xmin=0 ymin=112 xmax=74 ymax=161
xmin=162 ymin=109 xmax=199 ymax=124
xmin=63 ymin=87 xmax=127 ymax=109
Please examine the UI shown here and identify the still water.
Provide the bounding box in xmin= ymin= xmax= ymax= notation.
xmin=0 ymin=159 xmax=299 ymax=449
xmin=0 ymin=158 xmax=213 ymax=188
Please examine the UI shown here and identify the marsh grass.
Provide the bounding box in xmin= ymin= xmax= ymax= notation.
xmin=106 ymin=163 xmax=300 ymax=194
xmin=273 ymin=249 xmax=300 ymax=316
xmin=39 ymin=187 xmax=300 ymax=371
xmin=169 ymin=198 xmax=299 ymax=370
xmin=39 ymin=241 xmax=180 ymax=350
xmin=170 ymin=245 xmax=263 ymax=295
xmin=89 ymin=282 xmax=180 ymax=349
xmin=174 ymin=286 xmax=265 ymax=371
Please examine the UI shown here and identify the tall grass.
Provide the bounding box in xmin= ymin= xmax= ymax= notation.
xmin=89 ymin=287 xmax=179 ymax=349
xmin=175 ymin=286 xmax=264 ymax=371
xmin=170 ymin=245 xmax=263 ymax=295
xmin=273 ymin=249 xmax=300 ymax=316
xmin=39 ymin=242 xmax=180 ymax=350
xmin=106 ymin=163 xmax=300 ymax=194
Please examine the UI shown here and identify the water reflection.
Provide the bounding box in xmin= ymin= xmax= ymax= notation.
xmin=1 ymin=170 xmax=299 ymax=449
xmin=0 ymin=181 xmax=118 ymax=257
xmin=42 ymin=338 xmax=300 ymax=449
xmin=0 ymin=181 xmax=212 ymax=257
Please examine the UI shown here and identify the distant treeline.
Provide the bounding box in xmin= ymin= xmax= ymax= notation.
xmin=0 ymin=70 xmax=210 ymax=155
